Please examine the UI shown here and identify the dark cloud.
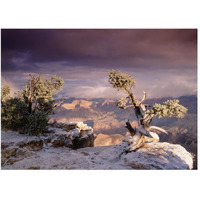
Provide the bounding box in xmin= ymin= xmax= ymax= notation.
xmin=1 ymin=29 xmax=197 ymax=71
xmin=1 ymin=29 xmax=197 ymax=99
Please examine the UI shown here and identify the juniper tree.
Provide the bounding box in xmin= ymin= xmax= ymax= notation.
xmin=108 ymin=70 xmax=187 ymax=151
xmin=1 ymin=73 xmax=64 ymax=136
xmin=21 ymin=73 xmax=64 ymax=114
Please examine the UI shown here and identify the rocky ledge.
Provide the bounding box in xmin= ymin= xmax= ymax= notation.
xmin=1 ymin=124 xmax=193 ymax=169
xmin=1 ymin=122 xmax=94 ymax=166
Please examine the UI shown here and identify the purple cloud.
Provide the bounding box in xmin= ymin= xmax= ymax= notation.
xmin=1 ymin=29 xmax=197 ymax=99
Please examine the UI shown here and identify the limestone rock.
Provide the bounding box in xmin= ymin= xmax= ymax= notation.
xmin=51 ymin=136 xmax=67 ymax=147
xmin=1 ymin=147 xmax=18 ymax=159
xmin=17 ymin=139 xmax=43 ymax=151
xmin=73 ymin=133 xmax=94 ymax=149
xmin=1 ymin=123 xmax=193 ymax=170
xmin=121 ymin=142 xmax=193 ymax=169
xmin=47 ymin=121 xmax=94 ymax=149
xmin=1 ymin=122 xmax=95 ymax=167
xmin=2 ymin=140 xmax=193 ymax=170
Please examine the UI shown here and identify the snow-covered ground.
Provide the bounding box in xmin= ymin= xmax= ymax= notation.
xmin=1 ymin=129 xmax=193 ymax=170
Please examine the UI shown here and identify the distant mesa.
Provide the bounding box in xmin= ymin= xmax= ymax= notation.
xmin=62 ymin=99 xmax=93 ymax=110
xmin=101 ymin=99 xmax=115 ymax=106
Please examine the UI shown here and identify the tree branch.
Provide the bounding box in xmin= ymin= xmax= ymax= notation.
xmin=148 ymin=126 xmax=168 ymax=134
xmin=119 ymin=105 xmax=135 ymax=109
xmin=52 ymin=99 xmax=65 ymax=109
xmin=138 ymin=91 xmax=146 ymax=106
xmin=33 ymin=72 xmax=42 ymax=86
xmin=129 ymin=134 xmax=145 ymax=152
xmin=147 ymin=114 xmax=155 ymax=125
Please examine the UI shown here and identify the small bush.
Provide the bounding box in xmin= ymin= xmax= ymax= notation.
xmin=1 ymin=98 xmax=48 ymax=136
xmin=1 ymin=97 xmax=29 ymax=132
xmin=22 ymin=111 xmax=49 ymax=136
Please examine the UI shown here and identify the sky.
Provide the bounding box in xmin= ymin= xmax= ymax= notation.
xmin=1 ymin=29 xmax=197 ymax=99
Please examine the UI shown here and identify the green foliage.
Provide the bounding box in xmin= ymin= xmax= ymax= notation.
xmin=148 ymin=99 xmax=187 ymax=118
xmin=22 ymin=111 xmax=49 ymax=136
xmin=1 ymin=97 xmax=29 ymax=132
xmin=1 ymin=84 xmax=11 ymax=102
xmin=116 ymin=98 xmax=127 ymax=107
xmin=1 ymin=97 xmax=48 ymax=135
xmin=21 ymin=74 xmax=64 ymax=114
xmin=108 ymin=70 xmax=187 ymax=127
xmin=1 ymin=74 xmax=64 ymax=136
xmin=108 ymin=70 xmax=136 ymax=92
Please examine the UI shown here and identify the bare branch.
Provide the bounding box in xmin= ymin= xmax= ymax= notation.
xmin=148 ymin=126 xmax=168 ymax=134
xmin=120 ymin=105 xmax=135 ymax=110
xmin=140 ymin=104 xmax=146 ymax=112
xmin=144 ymin=113 xmax=150 ymax=121
xmin=147 ymin=114 xmax=155 ymax=125
xmin=129 ymin=135 xmax=145 ymax=152
xmin=138 ymin=91 xmax=146 ymax=106
xmin=43 ymin=99 xmax=65 ymax=115
xmin=52 ymin=99 xmax=65 ymax=109
xmin=33 ymin=72 xmax=42 ymax=86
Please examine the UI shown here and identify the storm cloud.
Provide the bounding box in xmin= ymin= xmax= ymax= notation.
xmin=1 ymin=29 xmax=197 ymax=99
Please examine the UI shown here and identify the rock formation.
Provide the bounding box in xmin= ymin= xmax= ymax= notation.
xmin=61 ymin=100 xmax=93 ymax=110
xmin=1 ymin=122 xmax=94 ymax=166
xmin=1 ymin=124 xmax=193 ymax=170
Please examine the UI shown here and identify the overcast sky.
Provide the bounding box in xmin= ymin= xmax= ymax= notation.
xmin=1 ymin=29 xmax=197 ymax=99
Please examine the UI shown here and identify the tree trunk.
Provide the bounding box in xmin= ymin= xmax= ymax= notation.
xmin=124 ymin=92 xmax=153 ymax=151
xmin=125 ymin=121 xmax=136 ymax=136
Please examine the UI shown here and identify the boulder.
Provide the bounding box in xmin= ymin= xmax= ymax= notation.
xmin=73 ymin=133 xmax=94 ymax=149
xmin=120 ymin=142 xmax=193 ymax=169
xmin=47 ymin=122 xmax=94 ymax=149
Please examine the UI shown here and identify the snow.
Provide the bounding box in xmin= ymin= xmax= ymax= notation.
xmin=68 ymin=128 xmax=80 ymax=140
xmin=1 ymin=125 xmax=193 ymax=170
xmin=2 ymin=132 xmax=193 ymax=170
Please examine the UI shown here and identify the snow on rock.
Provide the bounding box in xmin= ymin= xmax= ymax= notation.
xmin=53 ymin=121 xmax=93 ymax=132
xmin=46 ymin=121 xmax=94 ymax=149
xmin=1 ymin=122 xmax=94 ymax=166
xmin=1 ymin=129 xmax=193 ymax=169
xmin=121 ymin=142 xmax=193 ymax=169
xmin=1 ymin=130 xmax=42 ymax=166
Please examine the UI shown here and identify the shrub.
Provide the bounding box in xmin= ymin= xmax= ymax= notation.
xmin=1 ymin=73 xmax=64 ymax=136
xmin=22 ymin=111 xmax=49 ymax=136
xmin=1 ymin=97 xmax=29 ymax=132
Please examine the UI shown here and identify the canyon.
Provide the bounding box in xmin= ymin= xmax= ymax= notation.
xmin=49 ymin=95 xmax=197 ymax=169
